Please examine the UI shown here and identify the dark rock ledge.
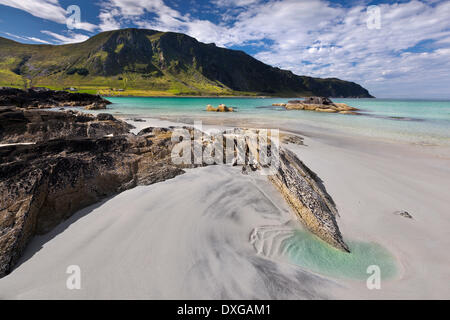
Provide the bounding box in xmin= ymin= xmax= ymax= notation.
xmin=0 ymin=87 xmax=111 ymax=110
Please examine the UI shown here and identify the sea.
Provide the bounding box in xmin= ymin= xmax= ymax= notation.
xmin=95 ymin=97 xmax=450 ymax=146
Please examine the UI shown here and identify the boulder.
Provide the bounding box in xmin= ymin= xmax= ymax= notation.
xmin=283 ymin=97 xmax=359 ymax=114
xmin=206 ymin=104 xmax=234 ymax=112
xmin=301 ymin=97 xmax=334 ymax=105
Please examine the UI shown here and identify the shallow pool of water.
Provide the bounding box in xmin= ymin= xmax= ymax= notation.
xmin=282 ymin=230 xmax=397 ymax=280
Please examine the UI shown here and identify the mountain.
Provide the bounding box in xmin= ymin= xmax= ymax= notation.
xmin=0 ymin=28 xmax=373 ymax=97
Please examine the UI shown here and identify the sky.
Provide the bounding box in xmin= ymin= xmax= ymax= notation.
xmin=0 ymin=0 xmax=449 ymax=98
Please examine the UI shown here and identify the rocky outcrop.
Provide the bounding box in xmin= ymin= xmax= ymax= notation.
xmin=198 ymin=128 xmax=348 ymax=252
xmin=274 ymin=97 xmax=359 ymax=114
xmin=269 ymin=149 xmax=349 ymax=252
xmin=0 ymin=111 xmax=348 ymax=278
xmin=0 ymin=127 xmax=185 ymax=277
xmin=84 ymin=102 xmax=107 ymax=110
xmin=0 ymin=87 xmax=111 ymax=109
xmin=0 ymin=107 xmax=132 ymax=144
xmin=206 ymin=104 xmax=234 ymax=112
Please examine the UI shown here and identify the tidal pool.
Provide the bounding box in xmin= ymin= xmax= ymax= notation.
xmin=282 ymin=230 xmax=397 ymax=280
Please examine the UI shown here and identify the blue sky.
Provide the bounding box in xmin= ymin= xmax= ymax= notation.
xmin=0 ymin=0 xmax=449 ymax=98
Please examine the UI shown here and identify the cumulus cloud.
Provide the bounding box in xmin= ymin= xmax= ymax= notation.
xmin=0 ymin=0 xmax=66 ymax=23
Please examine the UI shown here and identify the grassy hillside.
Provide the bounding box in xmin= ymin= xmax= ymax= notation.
xmin=0 ymin=29 xmax=373 ymax=97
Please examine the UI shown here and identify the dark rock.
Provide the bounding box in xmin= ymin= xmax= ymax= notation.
xmin=0 ymin=108 xmax=132 ymax=143
xmin=269 ymin=149 xmax=349 ymax=252
xmin=0 ymin=87 xmax=111 ymax=109
xmin=96 ymin=113 xmax=115 ymax=121
xmin=394 ymin=210 xmax=413 ymax=219
xmin=288 ymin=97 xmax=334 ymax=105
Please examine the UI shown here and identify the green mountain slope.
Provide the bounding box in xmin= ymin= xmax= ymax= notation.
xmin=0 ymin=28 xmax=373 ymax=97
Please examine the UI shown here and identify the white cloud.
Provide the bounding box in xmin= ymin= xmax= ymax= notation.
xmin=98 ymin=8 xmax=122 ymax=31
xmin=3 ymin=31 xmax=51 ymax=44
xmin=0 ymin=0 xmax=97 ymax=31
xmin=212 ymin=0 xmax=260 ymax=7
xmin=0 ymin=0 xmax=66 ymax=23
xmin=41 ymin=30 xmax=89 ymax=44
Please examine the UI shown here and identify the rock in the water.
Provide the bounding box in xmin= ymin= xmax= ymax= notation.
xmin=291 ymin=97 xmax=333 ymax=105
xmin=283 ymin=97 xmax=359 ymax=114
xmin=206 ymin=104 xmax=234 ymax=112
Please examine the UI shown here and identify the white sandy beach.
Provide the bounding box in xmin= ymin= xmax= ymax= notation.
xmin=0 ymin=117 xmax=449 ymax=299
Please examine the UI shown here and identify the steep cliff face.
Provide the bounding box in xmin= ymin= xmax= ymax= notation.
xmin=0 ymin=28 xmax=373 ymax=97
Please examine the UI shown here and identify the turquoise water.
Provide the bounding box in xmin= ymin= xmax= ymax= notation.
xmin=282 ymin=230 xmax=397 ymax=280
xmin=103 ymin=97 xmax=450 ymax=145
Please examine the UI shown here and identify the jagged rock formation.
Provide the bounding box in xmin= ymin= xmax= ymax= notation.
xmin=269 ymin=149 xmax=349 ymax=252
xmin=0 ymin=87 xmax=111 ymax=109
xmin=216 ymin=128 xmax=348 ymax=251
xmin=0 ymin=109 xmax=348 ymax=278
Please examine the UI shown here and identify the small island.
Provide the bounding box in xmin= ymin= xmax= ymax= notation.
xmin=206 ymin=104 xmax=234 ymax=112
xmin=274 ymin=97 xmax=359 ymax=114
